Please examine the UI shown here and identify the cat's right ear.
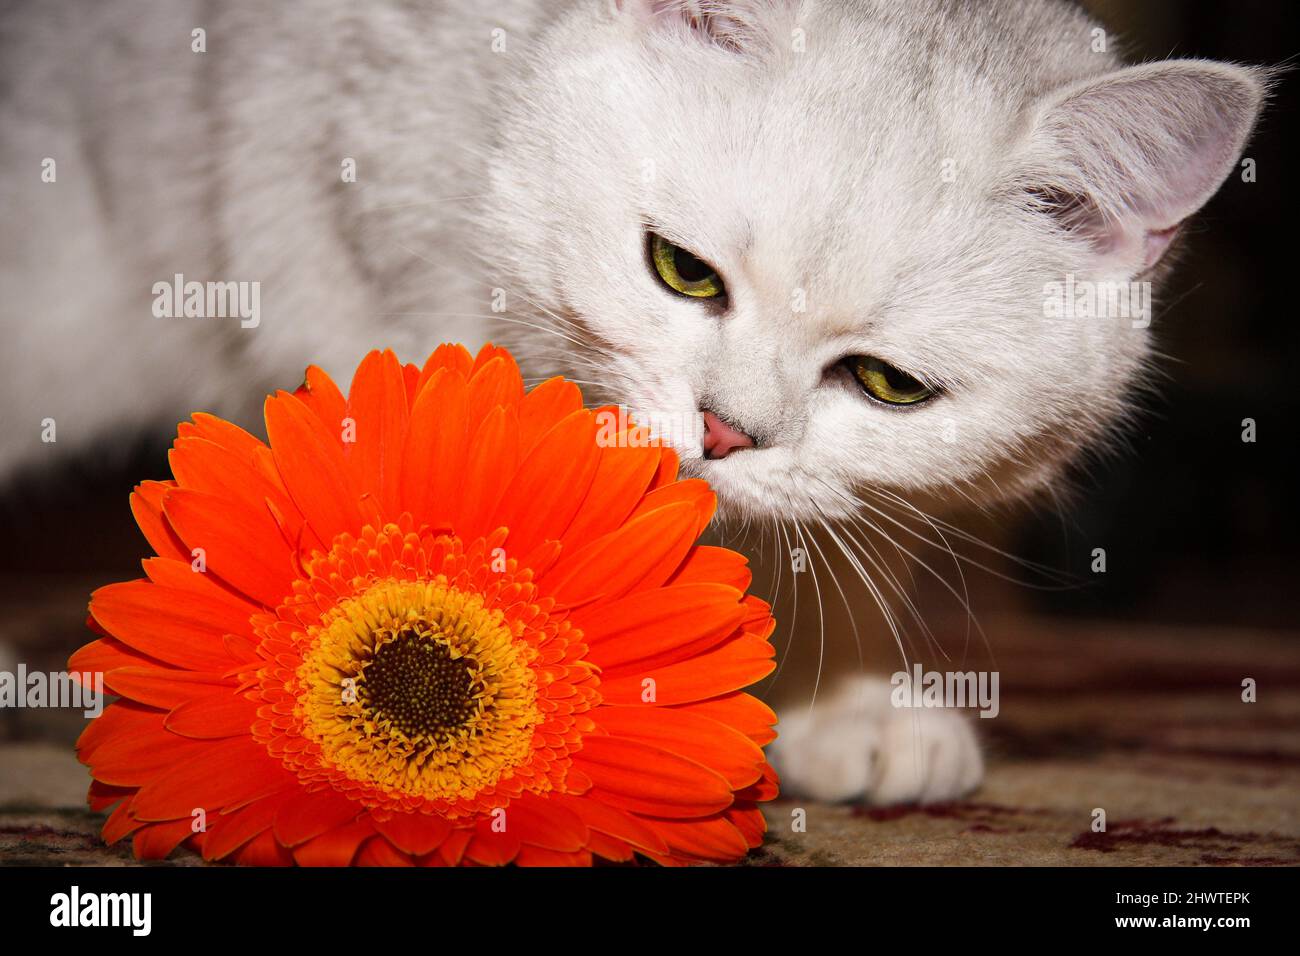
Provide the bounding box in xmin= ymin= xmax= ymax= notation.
xmin=1016 ymin=60 xmax=1270 ymax=273
xmin=615 ymin=0 xmax=795 ymax=53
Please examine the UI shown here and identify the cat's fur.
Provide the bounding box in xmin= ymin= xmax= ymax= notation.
xmin=0 ymin=0 xmax=1265 ymax=803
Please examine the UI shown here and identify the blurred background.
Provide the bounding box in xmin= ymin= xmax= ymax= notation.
xmin=1 ymin=0 xmax=1296 ymax=864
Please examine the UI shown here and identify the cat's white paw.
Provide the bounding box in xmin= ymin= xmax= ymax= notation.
xmin=770 ymin=676 xmax=983 ymax=805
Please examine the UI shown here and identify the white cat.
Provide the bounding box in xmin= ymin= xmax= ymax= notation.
xmin=0 ymin=0 xmax=1265 ymax=804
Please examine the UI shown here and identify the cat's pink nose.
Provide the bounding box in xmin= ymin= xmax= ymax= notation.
xmin=701 ymin=410 xmax=755 ymax=460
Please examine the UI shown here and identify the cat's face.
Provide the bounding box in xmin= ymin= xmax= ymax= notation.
xmin=482 ymin=0 xmax=1262 ymax=522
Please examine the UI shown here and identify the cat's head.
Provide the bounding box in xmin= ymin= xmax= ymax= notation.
xmin=482 ymin=0 xmax=1265 ymax=521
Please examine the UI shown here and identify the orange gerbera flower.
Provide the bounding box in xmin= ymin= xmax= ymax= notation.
xmin=71 ymin=344 xmax=778 ymax=866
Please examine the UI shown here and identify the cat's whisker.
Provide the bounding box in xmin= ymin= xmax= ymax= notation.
xmin=829 ymin=515 xmax=943 ymax=664
xmin=763 ymin=520 xmax=802 ymax=697
xmin=357 ymin=194 xmax=494 ymax=214
xmin=860 ymin=487 xmax=977 ymax=657
xmin=804 ymin=516 xmax=867 ymax=677
xmin=815 ymin=512 xmax=914 ymax=675
xmin=862 ymin=486 xmax=1075 ymax=589
xmin=793 ymin=518 xmax=828 ymax=714
xmin=806 ymin=475 xmax=979 ymax=663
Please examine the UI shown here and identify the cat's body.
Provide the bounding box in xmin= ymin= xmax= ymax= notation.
xmin=0 ymin=0 xmax=1264 ymax=804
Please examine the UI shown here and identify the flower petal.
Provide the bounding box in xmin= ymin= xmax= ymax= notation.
xmin=90 ymin=579 xmax=249 ymax=670
xmin=264 ymin=389 xmax=362 ymax=544
xmin=401 ymin=368 xmax=468 ymax=526
xmin=593 ymin=705 xmax=765 ymax=789
xmin=543 ymin=502 xmax=700 ymax=607
xmin=574 ymin=583 xmax=748 ymax=672
xmin=130 ymin=735 xmax=287 ymax=821
xmin=372 ymin=812 xmax=452 ymax=856
xmin=490 ymin=409 xmax=601 ymax=557
xmin=162 ymin=488 xmax=296 ymax=608
xmin=273 ymin=789 xmax=363 ymax=847
xmin=597 ymin=633 xmax=776 ymax=706
xmin=130 ymin=480 xmax=188 ymax=562
xmin=343 ymin=349 xmax=409 ymax=516
xmin=165 ymin=689 xmax=258 ymax=739
xmin=572 ymin=735 xmax=734 ymax=818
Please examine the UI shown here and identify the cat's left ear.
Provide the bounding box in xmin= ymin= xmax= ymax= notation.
xmin=1019 ymin=60 xmax=1269 ymax=272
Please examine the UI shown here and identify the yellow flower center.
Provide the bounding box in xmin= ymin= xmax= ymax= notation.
xmin=297 ymin=578 xmax=540 ymax=804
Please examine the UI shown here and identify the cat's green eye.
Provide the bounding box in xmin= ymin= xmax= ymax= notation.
xmin=649 ymin=233 xmax=725 ymax=299
xmin=848 ymin=356 xmax=935 ymax=406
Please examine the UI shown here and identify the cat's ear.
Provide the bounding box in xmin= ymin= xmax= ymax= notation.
xmin=1019 ymin=60 xmax=1268 ymax=272
xmin=616 ymin=0 xmax=794 ymax=52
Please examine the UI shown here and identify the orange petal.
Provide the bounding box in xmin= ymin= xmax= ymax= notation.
xmin=649 ymin=445 xmax=680 ymax=489
xmin=133 ymin=818 xmax=197 ymax=860
xmin=435 ymin=827 xmax=473 ymax=866
xmin=293 ymin=364 xmax=347 ymax=430
xmin=573 ymin=583 xmax=747 ymax=672
xmin=234 ymin=828 xmax=295 ymax=866
xmin=165 ymin=689 xmax=258 ymax=739
xmin=102 ymin=800 xmax=145 ymax=845
xmin=88 ymin=780 xmax=134 ymax=813
xmin=725 ymin=804 xmax=767 ymax=848
xmin=543 ymin=502 xmax=699 ymax=607
xmin=471 ymin=342 xmax=516 ymax=375
xmin=293 ymin=817 xmax=376 ymax=866
xmin=169 ymin=437 xmax=299 ymax=535
xmin=130 ymin=735 xmax=287 ymax=821
xmin=130 ymin=480 xmax=188 ymax=562
xmin=108 ymin=667 xmax=233 ymax=710
xmin=356 ymin=835 xmax=416 ymax=866
xmin=343 ymin=349 xmax=410 ymax=516
xmin=506 ymin=794 xmax=589 ymax=852
xmin=572 ymin=735 xmax=734 ymax=819
xmin=597 ymin=633 xmax=776 ymax=707
xmin=465 ymin=355 xmax=524 ymax=431
xmin=735 ymin=761 xmax=780 ymax=801
xmin=162 ymin=488 xmax=295 ymax=609
xmin=593 ymin=705 xmax=765 ymax=789
xmin=415 ymin=343 xmax=474 ymax=393
xmin=77 ymin=700 xmax=164 ymax=762
xmin=401 ymin=368 xmax=469 ymax=527
xmin=273 ymin=789 xmax=363 ymax=847
xmin=372 ymin=812 xmax=452 ymax=856
xmin=518 ymin=377 xmax=583 ymax=457
xmin=638 ymin=812 xmax=751 ymax=863
xmin=559 ymin=441 xmax=662 ymax=553
xmin=626 ymin=478 xmax=716 ymax=533
xmin=464 ymin=815 xmax=522 ymax=866
xmin=455 ymin=404 xmax=518 ymax=541
xmin=202 ymin=791 xmax=293 ymax=861
xmin=264 ymin=390 xmax=362 ymax=544
xmin=670 ymin=692 xmax=778 ymax=747
xmin=514 ymin=846 xmax=593 ymax=867
xmin=668 ymin=545 xmax=754 ymax=591
xmin=69 ymin=637 xmax=167 ymax=679
xmin=90 ymin=579 xmax=248 ymax=671
xmin=178 ymin=412 xmax=269 ymax=461
xmin=490 ymin=409 xmax=600 ymax=557
xmin=549 ymin=792 xmax=668 ymax=856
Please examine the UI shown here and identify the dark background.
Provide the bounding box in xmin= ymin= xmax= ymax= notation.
xmin=1020 ymin=0 xmax=1299 ymax=629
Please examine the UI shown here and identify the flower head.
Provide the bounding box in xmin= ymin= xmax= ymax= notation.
xmin=72 ymin=344 xmax=778 ymax=865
